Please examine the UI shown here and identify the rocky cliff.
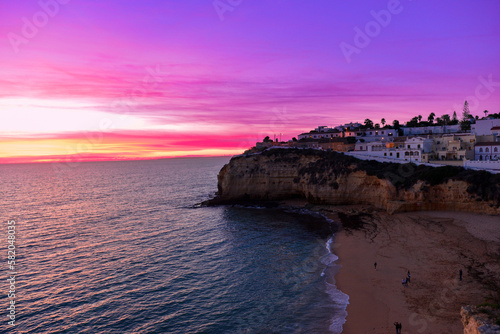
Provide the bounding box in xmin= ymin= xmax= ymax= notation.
xmin=461 ymin=306 xmax=500 ymax=334
xmin=211 ymin=149 xmax=500 ymax=215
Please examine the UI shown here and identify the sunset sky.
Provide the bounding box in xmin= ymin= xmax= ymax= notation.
xmin=1 ymin=0 xmax=499 ymax=163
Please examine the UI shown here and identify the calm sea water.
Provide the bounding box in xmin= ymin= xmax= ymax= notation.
xmin=0 ymin=157 xmax=347 ymax=333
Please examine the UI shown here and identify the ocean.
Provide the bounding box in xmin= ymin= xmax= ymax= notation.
xmin=0 ymin=157 xmax=348 ymax=333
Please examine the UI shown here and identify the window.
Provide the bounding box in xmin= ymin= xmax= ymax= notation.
xmin=390 ymin=153 xmax=393 ymax=156
xmin=359 ymin=146 xmax=363 ymax=150
xmin=486 ymin=148 xmax=490 ymax=152
xmin=407 ymin=145 xmax=410 ymax=149
xmin=384 ymin=153 xmax=387 ymax=156
xmin=495 ymin=147 xmax=498 ymax=153
xmin=417 ymin=144 xmax=421 ymax=149
xmin=479 ymin=148 xmax=483 ymax=153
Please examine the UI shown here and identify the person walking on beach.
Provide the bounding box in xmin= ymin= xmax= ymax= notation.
xmin=394 ymin=322 xmax=402 ymax=334
xmin=407 ymin=270 xmax=411 ymax=283
xmin=459 ymin=269 xmax=463 ymax=281
xmin=374 ymin=262 xmax=377 ymax=270
xmin=402 ymin=278 xmax=407 ymax=287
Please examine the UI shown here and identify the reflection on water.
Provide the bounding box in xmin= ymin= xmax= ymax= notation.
xmin=0 ymin=158 xmax=345 ymax=333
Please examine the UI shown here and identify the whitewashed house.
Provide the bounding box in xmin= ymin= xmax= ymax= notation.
xmin=353 ymin=137 xmax=432 ymax=163
xmin=356 ymin=128 xmax=398 ymax=142
xmin=471 ymin=119 xmax=500 ymax=136
xmin=474 ymin=142 xmax=500 ymax=161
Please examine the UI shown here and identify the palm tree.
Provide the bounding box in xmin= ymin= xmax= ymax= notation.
xmin=418 ymin=115 xmax=422 ymax=123
xmin=484 ymin=110 xmax=489 ymax=118
xmin=428 ymin=112 xmax=435 ymax=124
xmin=381 ymin=118 xmax=386 ymax=127
xmin=364 ymin=118 xmax=373 ymax=128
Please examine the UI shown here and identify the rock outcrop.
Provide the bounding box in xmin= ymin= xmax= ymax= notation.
xmin=211 ymin=149 xmax=500 ymax=215
xmin=461 ymin=306 xmax=500 ymax=334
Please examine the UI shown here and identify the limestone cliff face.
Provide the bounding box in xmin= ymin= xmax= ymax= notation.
xmin=461 ymin=306 xmax=500 ymax=334
xmin=213 ymin=149 xmax=500 ymax=215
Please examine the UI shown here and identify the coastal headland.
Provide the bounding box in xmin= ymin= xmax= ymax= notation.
xmin=208 ymin=149 xmax=500 ymax=332
xmin=210 ymin=148 xmax=500 ymax=215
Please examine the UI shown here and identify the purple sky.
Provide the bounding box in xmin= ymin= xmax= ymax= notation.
xmin=1 ymin=0 xmax=499 ymax=162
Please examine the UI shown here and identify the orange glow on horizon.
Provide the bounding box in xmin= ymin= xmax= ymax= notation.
xmin=0 ymin=136 xmax=245 ymax=165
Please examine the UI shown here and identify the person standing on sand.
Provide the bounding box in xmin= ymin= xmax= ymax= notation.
xmin=407 ymin=270 xmax=411 ymax=283
xmin=394 ymin=322 xmax=401 ymax=334
xmin=459 ymin=269 xmax=463 ymax=281
xmin=374 ymin=262 xmax=377 ymax=270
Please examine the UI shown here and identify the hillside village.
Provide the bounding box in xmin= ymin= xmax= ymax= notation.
xmin=252 ymin=107 xmax=500 ymax=171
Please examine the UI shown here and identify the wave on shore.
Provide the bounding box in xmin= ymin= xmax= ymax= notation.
xmin=323 ymin=235 xmax=349 ymax=333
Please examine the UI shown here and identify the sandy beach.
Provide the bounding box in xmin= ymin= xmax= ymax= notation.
xmin=320 ymin=207 xmax=500 ymax=333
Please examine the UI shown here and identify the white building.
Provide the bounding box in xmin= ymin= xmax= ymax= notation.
xmin=432 ymin=133 xmax=476 ymax=161
xmin=475 ymin=142 xmax=500 ymax=161
xmin=403 ymin=125 xmax=461 ymax=136
xmin=356 ymin=128 xmax=398 ymax=142
xmin=471 ymin=119 xmax=500 ymax=136
xmin=298 ymin=128 xmax=342 ymax=140
xmin=335 ymin=122 xmax=362 ymax=131
xmin=354 ymin=137 xmax=432 ymax=163
xmin=491 ymin=126 xmax=500 ymax=140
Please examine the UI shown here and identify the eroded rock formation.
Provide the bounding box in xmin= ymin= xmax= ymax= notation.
xmin=211 ymin=149 xmax=500 ymax=215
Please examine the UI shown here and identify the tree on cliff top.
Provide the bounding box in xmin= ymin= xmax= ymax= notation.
xmin=428 ymin=112 xmax=435 ymax=124
xmin=364 ymin=118 xmax=373 ymax=128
